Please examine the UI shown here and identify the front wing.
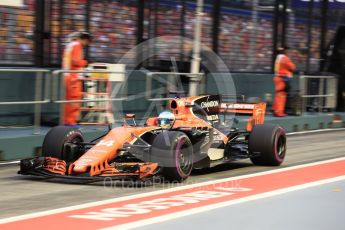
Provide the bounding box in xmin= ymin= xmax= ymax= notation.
xmin=18 ymin=157 xmax=160 ymax=183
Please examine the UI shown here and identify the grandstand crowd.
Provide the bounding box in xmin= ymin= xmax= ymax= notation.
xmin=0 ymin=0 xmax=342 ymax=72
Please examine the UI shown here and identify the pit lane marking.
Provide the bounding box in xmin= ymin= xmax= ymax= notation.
xmin=1 ymin=157 xmax=345 ymax=229
xmin=104 ymin=175 xmax=345 ymax=230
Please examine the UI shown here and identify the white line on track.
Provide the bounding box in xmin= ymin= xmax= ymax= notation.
xmin=1 ymin=156 xmax=345 ymax=224
xmin=286 ymin=127 xmax=345 ymax=136
xmin=0 ymin=160 xmax=19 ymax=166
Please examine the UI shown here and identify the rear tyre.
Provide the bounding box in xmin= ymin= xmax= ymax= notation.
xmin=150 ymin=131 xmax=193 ymax=182
xmin=249 ymin=124 xmax=286 ymax=166
xmin=42 ymin=126 xmax=84 ymax=162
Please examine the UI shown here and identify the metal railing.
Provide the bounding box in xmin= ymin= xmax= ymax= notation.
xmin=299 ymin=75 xmax=338 ymax=114
xmin=52 ymin=70 xmax=127 ymax=125
xmin=0 ymin=69 xmax=51 ymax=134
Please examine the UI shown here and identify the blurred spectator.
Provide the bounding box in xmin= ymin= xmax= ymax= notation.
xmin=0 ymin=0 xmax=342 ymax=72
xmin=0 ymin=0 xmax=35 ymax=64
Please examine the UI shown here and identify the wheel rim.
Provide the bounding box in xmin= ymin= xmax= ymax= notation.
xmin=276 ymin=135 xmax=286 ymax=158
xmin=175 ymin=137 xmax=193 ymax=177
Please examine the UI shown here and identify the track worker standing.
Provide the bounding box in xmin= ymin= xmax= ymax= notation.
xmin=272 ymin=47 xmax=296 ymax=117
xmin=62 ymin=32 xmax=91 ymax=125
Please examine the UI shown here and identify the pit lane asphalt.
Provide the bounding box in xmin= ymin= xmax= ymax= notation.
xmin=0 ymin=130 xmax=344 ymax=219
xmin=136 ymin=179 xmax=345 ymax=230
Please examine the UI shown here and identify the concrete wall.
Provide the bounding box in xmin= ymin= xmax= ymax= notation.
xmin=0 ymin=72 xmax=37 ymax=125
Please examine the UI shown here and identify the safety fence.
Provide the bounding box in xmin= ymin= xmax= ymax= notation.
xmin=0 ymin=68 xmax=128 ymax=133
xmin=0 ymin=69 xmax=205 ymax=133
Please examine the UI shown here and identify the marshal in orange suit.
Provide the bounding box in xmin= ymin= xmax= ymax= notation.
xmin=272 ymin=47 xmax=296 ymax=117
xmin=62 ymin=32 xmax=91 ymax=125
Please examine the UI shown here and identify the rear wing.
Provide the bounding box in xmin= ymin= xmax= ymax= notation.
xmin=168 ymin=94 xmax=266 ymax=132
xmin=220 ymin=102 xmax=267 ymax=131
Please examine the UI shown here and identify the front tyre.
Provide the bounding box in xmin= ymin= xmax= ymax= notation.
xmin=249 ymin=124 xmax=286 ymax=166
xmin=42 ymin=126 xmax=84 ymax=163
xmin=150 ymin=131 xmax=193 ymax=182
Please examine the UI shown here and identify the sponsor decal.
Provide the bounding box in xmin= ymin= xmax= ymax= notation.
xmin=222 ymin=103 xmax=255 ymax=110
xmin=200 ymin=100 xmax=219 ymax=111
xmin=193 ymin=95 xmax=221 ymax=121
xmin=96 ymin=140 xmax=115 ymax=147
xmin=206 ymin=114 xmax=219 ymax=121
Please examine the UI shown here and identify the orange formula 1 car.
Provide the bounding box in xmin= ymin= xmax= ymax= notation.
xmin=19 ymin=95 xmax=287 ymax=183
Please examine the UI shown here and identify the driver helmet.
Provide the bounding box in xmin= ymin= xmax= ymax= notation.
xmin=157 ymin=111 xmax=175 ymax=128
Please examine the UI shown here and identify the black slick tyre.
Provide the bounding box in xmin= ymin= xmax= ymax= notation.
xmin=150 ymin=131 xmax=193 ymax=182
xmin=42 ymin=126 xmax=84 ymax=162
xmin=249 ymin=124 xmax=286 ymax=166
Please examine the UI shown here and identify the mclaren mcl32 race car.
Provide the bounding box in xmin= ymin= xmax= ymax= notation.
xmin=19 ymin=95 xmax=287 ymax=183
